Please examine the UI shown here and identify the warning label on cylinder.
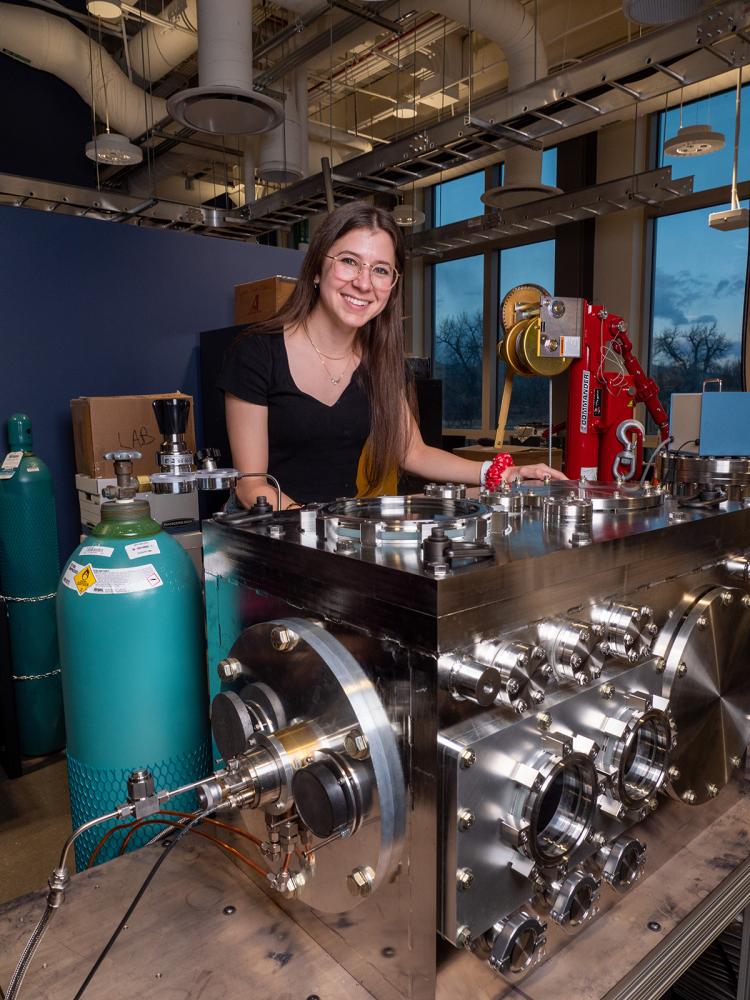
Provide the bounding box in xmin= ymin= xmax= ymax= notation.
xmin=0 ymin=451 xmax=23 ymax=480
xmin=73 ymin=564 xmax=97 ymax=595
xmin=125 ymin=539 xmax=160 ymax=560
xmin=80 ymin=544 xmax=114 ymax=558
xmin=63 ymin=561 xmax=163 ymax=596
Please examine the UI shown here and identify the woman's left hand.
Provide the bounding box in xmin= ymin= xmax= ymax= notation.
xmin=503 ymin=463 xmax=567 ymax=482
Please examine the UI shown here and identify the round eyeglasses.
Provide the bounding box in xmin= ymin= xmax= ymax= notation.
xmin=325 ymin=253 xmax=400 ymax=290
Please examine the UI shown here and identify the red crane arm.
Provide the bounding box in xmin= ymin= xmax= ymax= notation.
xmin=609 ymin=326 xmax=671 ymax=441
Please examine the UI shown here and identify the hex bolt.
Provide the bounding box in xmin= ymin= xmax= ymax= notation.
xmin=730 ymin=755 xmax=743 ymax=769
xmin=460 ymin=749 xmax=476 ymax=769
xmin=344 ymin=728 xmax=370 ymax=760
xmin=668 ymin=766 xmax=681 ymax=781
xmin=457 ymin=808 xmax=475 ymax=832
xmin=347 ymin=865 xmax=375 ymax=898
xmin=647 ymin=623 xmax=659 ymax=636
xmin=268 ymin=524 xmax=284 ymax=539
xmin=270 ymin=626 xmax=300 ymax=652
xmin=574 ymin=671 xmax=590 ymax=686
xmin=682 ymin=790 xmax=697 ymax=804
xmin=513 ymin=699 xmax=528 ymax=715
xmin=598 ymin=641 xmax=611 ymax=656
xmin=536 ymin=712 xmax=552 ymax=732
xmin=721 ymin=591 xmax=734 ymax=605
xmin=677 ymin=662 xmax=688 ymax=678
xmin=743 ymin=595 xmax=750 ymax=608
xmin=570 ymin=654 xmax=583 ymax=669
xmin=456 ymin=867 xmax=474 ymax=891
xmin=600 ymin=683 xmax=615 ymax=700
xmin=640 ymin=606 xmax=654 ymax=619
xmin=530 ymin=687 xmax=546 ymax=705
xmin=627 ymin=649 xmax=640 ymax=663
xmin=706 ymin=783 xmax=719 ymax=798
xmin=654 ymin=657 xmax=666 ymax=673
xmin=456 ymin=925 xmax=472 ymax=949
xmin=697 ymin=616 xmax=707 ymax=629
xmin=217 ymin=657 xmax=242 ymax=682
xmin=506 ymin=678 xmax=520 ymax=697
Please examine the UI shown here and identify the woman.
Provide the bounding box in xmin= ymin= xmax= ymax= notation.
xmin=219 ymin=201 xmax=564 ymax=510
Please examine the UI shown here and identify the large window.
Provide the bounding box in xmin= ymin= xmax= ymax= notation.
xmin=650 ymin=206 xmax=747 ymax=407
xmin=433 ymin=170 xmax=486 ymax=227
xmin=432 ymin=255 xmax=484 ymax=427
xmin=649 ymin=84 xmax=750 ymax=411
xmin=429 ymin=149 xmax=560 ymax=431
xmin=497 ymin=241 xmax=557 ymax=426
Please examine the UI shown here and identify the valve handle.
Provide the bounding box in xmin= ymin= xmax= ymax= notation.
xmin=104 ymin=450 xmax=143 ymax=461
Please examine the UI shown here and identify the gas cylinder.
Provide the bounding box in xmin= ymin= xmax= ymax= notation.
xmin=57 ymin=451 xmax=210 ymax=868
xmin=0 ymin=414 xmax=65 ymax=756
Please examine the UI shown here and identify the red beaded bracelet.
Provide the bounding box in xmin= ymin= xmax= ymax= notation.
xmin=483 ymin=452 xmax=514 ymax=492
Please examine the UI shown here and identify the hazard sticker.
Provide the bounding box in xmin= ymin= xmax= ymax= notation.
xmin=62 ymin=560 xmax=163 ymax=595
xmin=73 ymin=564 xmax=97 ymax=596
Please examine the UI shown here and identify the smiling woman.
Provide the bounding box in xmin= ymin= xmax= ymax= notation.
xmin=218 ymin=201 xmax=564 ymax=509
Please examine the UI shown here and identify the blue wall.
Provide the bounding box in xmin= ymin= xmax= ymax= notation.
xmin=0 ymin=206 xmax=303 ymax=558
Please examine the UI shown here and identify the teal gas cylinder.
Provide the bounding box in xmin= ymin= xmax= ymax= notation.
xmin=57 ymin=491 xmax=210 ymax=869
xmin=0 ymin=414 xmax=65 ymax=756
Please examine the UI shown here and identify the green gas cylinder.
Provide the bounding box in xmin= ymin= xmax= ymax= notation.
xmin=0 ymin=414 xmax=65 ymax=756
xmin=57 ymin=451 xmax=210 ymax=869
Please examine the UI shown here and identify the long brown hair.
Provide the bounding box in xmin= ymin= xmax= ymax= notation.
xmin=272 ymin=201 xmax=414 ymax=492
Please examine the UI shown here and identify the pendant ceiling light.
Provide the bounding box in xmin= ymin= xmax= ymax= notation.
xmin=85 ymin=131 xmax=143 ymax=165
xmin=392 ymin=100 xmax=418 ymax=120
xmin=663 ymin=123 xmax=725 ymax=156
xmin=709 ymin=70 xmax=749 ymax=231
xmin=393 ymin=203 xmax=425 ymax=227
xmin=622 ymin=0 xmax=707 ymax=24
xmin=167 ymin=0 xmax=282 ymax=135
xmin=86 ymin=0 xmax=122 ymax=18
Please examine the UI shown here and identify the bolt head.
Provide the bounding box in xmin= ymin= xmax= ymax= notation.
xmin=460 ymin=749 xmax=476 ymax=769
xmin=668 ymin=766 xmax=681 ymax=781
xmin=217 ymin=657 xmax=242 ymax=682
xmin=347 ymin=865 xmax=375 ymax=898
xmin=456 ymin=925 xmax=472 ymax=949
xmin=270 ymin=626 xmax=300 ymax=652
xmin=458 ymin=808 xmax=475 ymax=832
xmin=682 ymin=790 xmax=697 ymax=805
xmin=706 ymin=783 xmax=719 ymax=798
xmin=730 ymin=756 xmax=743 ymax=769
xmin=600 ymin=683 xmax=615 ymax=700
xmin=344 ymin=729 xmax=370 ymax=760
xmin=677 ymin=662 xmax=688 ymax=678
xmin=697 ymin=616 xmax=707 ymax=629
xmin=536 ymin=712 xmax=552 ymax=731
xmin=456 ymin=867 xmax=474 ymax=890
xmin=742 ymin=595 xmax=750 ymax=608
xmin=721 ymin=591 xmax=734 ymax=605
xmin=506 ymin=678 xmax=520 ymax=697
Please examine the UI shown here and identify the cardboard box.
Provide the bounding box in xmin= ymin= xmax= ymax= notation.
xmin=234 ymin=275 xmax=296 ymax=326
xmin=453 ymin=444 xmax=564 ymax=470
xmin=71 ymin=393 xmax=196 ymax=479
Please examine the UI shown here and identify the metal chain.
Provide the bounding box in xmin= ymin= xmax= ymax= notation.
xmin=12 ymin=668 xmax=62 ymax=682
xmin=0 ymin=592 xmax=57 ymax=604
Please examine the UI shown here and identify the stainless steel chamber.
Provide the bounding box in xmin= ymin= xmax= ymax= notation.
xmin=202 ymin=481 xmax=750 ymax=1000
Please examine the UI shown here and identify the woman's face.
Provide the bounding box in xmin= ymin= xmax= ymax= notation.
xmin=315 ymin=226 xmax=397 ymax=332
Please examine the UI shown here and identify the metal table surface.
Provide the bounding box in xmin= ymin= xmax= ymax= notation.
xmin=2 ymin=784 xmax=750 ymax=1000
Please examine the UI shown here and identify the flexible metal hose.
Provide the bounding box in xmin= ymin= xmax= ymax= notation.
xmin=4 ymin=904 xmax=56 ymax=1000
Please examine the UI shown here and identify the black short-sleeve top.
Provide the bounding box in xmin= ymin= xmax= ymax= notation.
xmin=217 ymin=329 xmax=371 ymax=504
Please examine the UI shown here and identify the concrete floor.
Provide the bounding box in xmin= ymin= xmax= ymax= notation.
xmin=0 ymin=754 xmax=72 ymax=904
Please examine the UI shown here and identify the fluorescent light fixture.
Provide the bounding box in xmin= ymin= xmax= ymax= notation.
xmin=86 ymin=0 xmax=123 ymax=18
xmin=663 ymin=123 xmax=725 ymax=157
xmin=85 ymin=132 xmax=143 ymax=165
xmin=393 ymin=204 xmax=425 ymax=227
xmin=392 ymin=101 xmax=418 ymax=120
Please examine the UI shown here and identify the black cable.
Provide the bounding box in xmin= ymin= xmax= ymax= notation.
xmin=72 ymin=808 xmax=214 ymax=1000
xmin=666 ymin=438 xmax=699 ymax=491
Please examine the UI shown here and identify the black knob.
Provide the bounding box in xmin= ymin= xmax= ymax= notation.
xmin=211 ymin=691 xmax=256 ymax=761
xmin=251 ymin=495 xmax=273 ymax=516
xmin=422 ymin=526 xmax=449 ymax=566
xmin=152 ymin=397 xmax=191 ymax=436
xmin=291 ymin=758 xmax=358 ymax=839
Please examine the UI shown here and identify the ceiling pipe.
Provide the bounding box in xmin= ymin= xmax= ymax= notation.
xmin=127 ymin=0 xmax=198 ymax=83
xmin=0 ymin=2 xmax=167 ymax=137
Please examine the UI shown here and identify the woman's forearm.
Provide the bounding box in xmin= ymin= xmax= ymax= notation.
xmin=235 ymin=476 xmax=298 ymax=511
xmin=402 ymin=443 xmax=483 ymax=484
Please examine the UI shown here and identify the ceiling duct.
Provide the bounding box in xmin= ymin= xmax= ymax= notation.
xmin=167 ymin=0 xmax=282 ymax=135
xmin=0 ymin=2 xmax=167 ymax=137
xmin=258 ymin=71 xmax=308 ymax=184
xmin=622 ymin=0 xmax=708 ymax=25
